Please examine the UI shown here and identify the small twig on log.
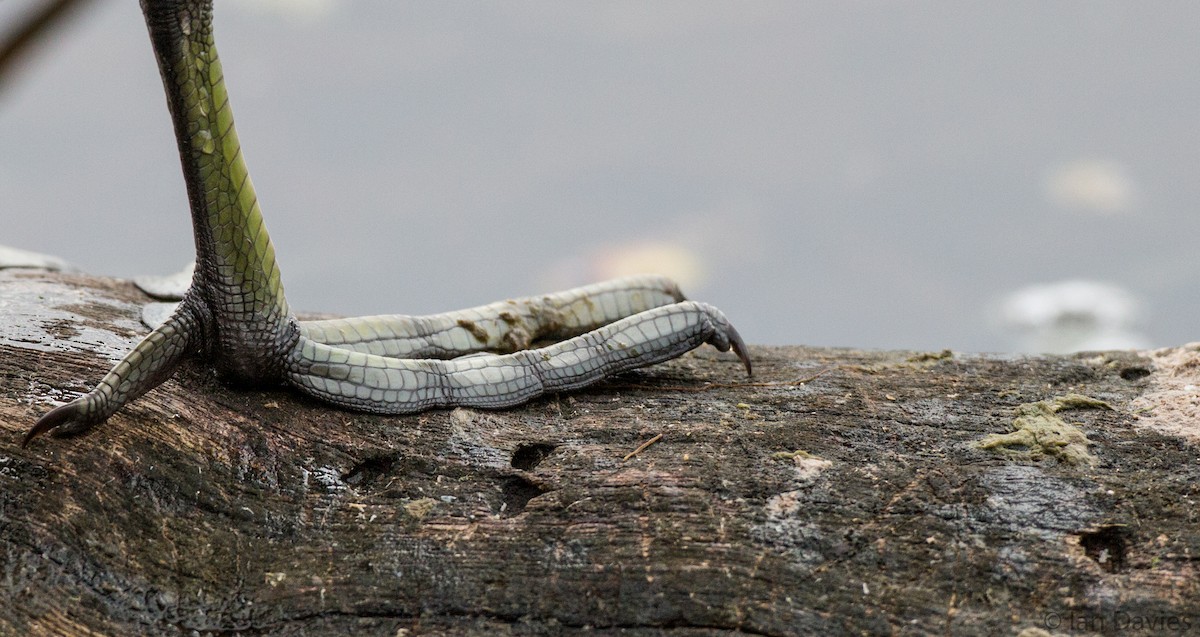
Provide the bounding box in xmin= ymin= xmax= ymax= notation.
xmin=613 ymin=368 xmax=831 ymax=393
xmin=623 ymin=433 xmax=663 ymax=461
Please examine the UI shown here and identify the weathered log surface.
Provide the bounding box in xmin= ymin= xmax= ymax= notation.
xmin=1 ymin=268 xmax=1197 ymax=637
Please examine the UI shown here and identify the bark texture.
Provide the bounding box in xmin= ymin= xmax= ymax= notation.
xmin=1 ymin=269 xmax=1197 ymax=637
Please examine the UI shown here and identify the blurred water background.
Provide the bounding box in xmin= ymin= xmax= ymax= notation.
xmin=2 ymin=0 xmax=1197 ymax=353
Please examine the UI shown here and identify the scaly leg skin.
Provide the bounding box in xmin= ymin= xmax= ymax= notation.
xmin=23 ymin=303 xmax=200 ymax=445
xmin=299 ymin=275 xmax=685 ymax=359
xmin=287 ymin=301 xmax=749 ymax=414
xmin=24 ymin=0 xmax=751 ymax=445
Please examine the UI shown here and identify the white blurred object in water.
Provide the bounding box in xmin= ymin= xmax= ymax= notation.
xmin=1045 ymin=158 xmax=1135 ymax=215
xmin=134 ymin=261 xmax=195 ymax=300
xmin=997 ymin=279 xmax=1150 ymax=353
xmin=0 ymin=245 xmax=75 ymax=272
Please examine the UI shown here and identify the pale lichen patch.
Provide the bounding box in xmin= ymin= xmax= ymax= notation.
xmin=403 ymin=497 xmax=437 ymax=521
xmin=772 ymin=449 xmax=833 ymax=482
xmin=907 ymin=349 xmax=953 ymax=363
xmin=975 ymin=394 xmax=1111 ymax=466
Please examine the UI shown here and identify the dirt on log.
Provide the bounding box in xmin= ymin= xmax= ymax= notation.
xmin=0 ymin=268 xmax=1197 ymax=637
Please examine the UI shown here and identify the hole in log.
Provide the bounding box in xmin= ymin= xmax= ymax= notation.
xmin=1078 ymin=525 xmax=1131 ymax=573
xmin=1119 ymin=367 xmax=1151 ymax=381
xmin=500 ymin=475 xmax=546 ymax=517
xmin=342 ymin=454 xmax=399 ymax=485
xmin=511 ymin=443 xmax=557 ymax=471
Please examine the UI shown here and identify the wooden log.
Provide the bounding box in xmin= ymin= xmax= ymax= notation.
xmin=1 ymin=269 xmax=1197 ymax=636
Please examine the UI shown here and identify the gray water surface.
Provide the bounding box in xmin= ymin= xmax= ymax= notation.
xmin=4 ymin=1 xmax=1198 ymax=352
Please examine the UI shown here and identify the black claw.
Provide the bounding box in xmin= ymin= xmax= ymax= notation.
xmin=726 ymin=324 xmax=752 ymax=377
xmin=22 ymin=400 xmax=89 ymax=447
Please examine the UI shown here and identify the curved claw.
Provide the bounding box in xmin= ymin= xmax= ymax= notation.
xmin=22 ymin=399 xmax=94 ymax=447
xmin=724 ymin=322 xmax=752 ymax=377
xmin=698 ymin=303 xmax=752 ymax=377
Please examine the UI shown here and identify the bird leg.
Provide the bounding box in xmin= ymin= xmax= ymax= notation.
xmin=23 ymin=0 xmax=751 ymax=445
